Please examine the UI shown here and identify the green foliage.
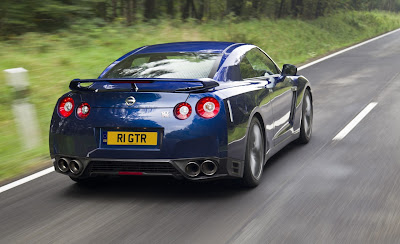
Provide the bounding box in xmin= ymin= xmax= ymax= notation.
xmin=1 ymin=0 xmax=400 ymax=37
xmin=0 ymin=11 xmax=400 ymax=182
xmin=0 ymin=0 xmax=78 ymax=35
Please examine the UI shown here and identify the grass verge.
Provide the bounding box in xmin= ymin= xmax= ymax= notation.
xmin=1 ymin=11 xmax=400 ymax=183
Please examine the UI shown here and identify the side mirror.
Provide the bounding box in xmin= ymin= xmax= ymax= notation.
xmin=282 ymin=64 xmax=297 ymax=76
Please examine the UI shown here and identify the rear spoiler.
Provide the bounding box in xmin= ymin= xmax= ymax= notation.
xmin=69 ymin=78 xmax=219 ymax=92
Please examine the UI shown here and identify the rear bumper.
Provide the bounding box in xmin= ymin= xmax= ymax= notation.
xmin=49 ymin=108 xmax=229 ymax=160
xmin=52 ymin=156 xmax=244 ymax=181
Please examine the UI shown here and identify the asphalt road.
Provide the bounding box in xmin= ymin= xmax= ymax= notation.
xmin=2 ymin=30 xmax=400 ymax=244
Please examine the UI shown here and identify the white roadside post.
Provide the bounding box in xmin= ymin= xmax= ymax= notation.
xmin=4 ymin=68 xmax=41 ymax=150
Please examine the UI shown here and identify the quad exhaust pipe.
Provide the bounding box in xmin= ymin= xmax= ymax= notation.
xmin=57 ymin=158 xmax=70 ymax=173
xmin=201 ymin=160 xmax=217 ymax=176
xmin=185 ymin=162 xmax=200 ymax=177
xmin=56 ymin=158 xmax=83 ymax=175
xmin=184 ymin=160 xmax=218 ymax=177
xmin=69 ymin=159 xmax=83 ymax=175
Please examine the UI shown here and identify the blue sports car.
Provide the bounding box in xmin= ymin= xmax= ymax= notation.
xmin=49 ymin=41 xmax=313 ymax=187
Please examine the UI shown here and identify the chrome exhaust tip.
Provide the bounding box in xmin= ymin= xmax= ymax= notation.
xmin=57 ymin=158 xmax=70 ymax=173
xmin=201 ymin=160 xmax=218 ymax=176
xmin=69 ymin=159 xmax=83 ymax=175
xmin=185 ymin=162 xmax=200 ymax=177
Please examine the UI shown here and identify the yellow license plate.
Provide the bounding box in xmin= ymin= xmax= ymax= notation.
xmin=107 ymin=131 xmax=158 ymax=145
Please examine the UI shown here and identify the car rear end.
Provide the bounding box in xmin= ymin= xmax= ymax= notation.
xmin=49 ymin=46 xmax=246 ymax=181
xmin=50 ymin=81 xmax=235 ymax=180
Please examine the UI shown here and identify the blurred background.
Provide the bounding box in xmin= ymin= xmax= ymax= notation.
xmin=1 ymin=0 xmax=400 ymax=183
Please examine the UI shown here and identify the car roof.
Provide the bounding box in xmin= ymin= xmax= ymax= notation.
xmin=134 ymin=41 xmax=240 ymax=54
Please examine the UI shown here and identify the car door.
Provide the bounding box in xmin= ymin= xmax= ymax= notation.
xmin=238 ymin=48 xmax=276 ymax=150
xmin=268 ymin=74 xmax=296 ymax=145
xmin=244 ymin=48 xmax=296 ymax=146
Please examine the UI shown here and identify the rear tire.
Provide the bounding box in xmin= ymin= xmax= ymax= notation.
xmin=298 ymin=89 xmax=313 ymax=144
xmin=242 ymin=118 xmax=265 ymax=188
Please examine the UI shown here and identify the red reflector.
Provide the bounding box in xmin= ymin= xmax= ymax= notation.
xmin=118 ymin=172 xmax=143 ymax=176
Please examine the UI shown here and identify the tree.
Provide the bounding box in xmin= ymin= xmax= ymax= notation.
xmin=277 ymin=0 xmax=286 ymax=18
xmin=144 ymin=0 xmax=156 ymax=20
xmin=2 ymin=0 xmax=400 ymax=37
xmin=167 ymin=0 xmax=175 ymax=18
xmin=111 ymin=0 xmax=117 ymax=20
xmin=226 ymin=0 xmax=244 ymax=16
xmin=182 ymin=0 xmax=197 ymax=19
xmin=291 ymin=0 xmax=304 ymax=17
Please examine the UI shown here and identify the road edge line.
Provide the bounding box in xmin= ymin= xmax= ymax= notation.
xmin=332 ymin=102 xmax=378 ymax=141
xmin=298 ymin=28 xmax=400 ymax=71
xmin=0 ymin=167 xmax=54 ymax=194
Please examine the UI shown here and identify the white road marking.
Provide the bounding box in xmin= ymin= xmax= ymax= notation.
xmin=298 ymin=28 xmax=400 ymax=71
xmin=2 ymin=28 xmax=400 ymax=194
xmin=0 ymin=167 xmax=54 ymax=194
xmin=332 ymin=102 xmax=377 ymax=141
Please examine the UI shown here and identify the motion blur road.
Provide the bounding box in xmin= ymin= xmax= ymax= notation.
xmin=2 ymin=30 xmax=400 ymax=243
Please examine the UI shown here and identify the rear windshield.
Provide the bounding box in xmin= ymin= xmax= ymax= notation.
xmin=104 ymin=52 xmax=220 ymax=79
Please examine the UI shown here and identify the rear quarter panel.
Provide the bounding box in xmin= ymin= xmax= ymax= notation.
xmin=292 ymin=75 xmax=312 ymax=131
xmin=216 ymin=81 xmax=274 ymax=163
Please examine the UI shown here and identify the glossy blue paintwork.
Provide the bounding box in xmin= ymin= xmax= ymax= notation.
xmin=50 ymin=92 xmax=227 ymax=158
xmin=49 ymin=41 xmax=312 ymax=180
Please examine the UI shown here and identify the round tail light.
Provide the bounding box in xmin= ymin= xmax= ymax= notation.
xmin=174 ymin=102 xmax=192 ymax=120
xmin=196 ymin=97 xmax=220 ymax=119
xmin=58 ymin=97 xmax=74 ymax=118
xmin=77 ymin=103 xmax=90 ymax=119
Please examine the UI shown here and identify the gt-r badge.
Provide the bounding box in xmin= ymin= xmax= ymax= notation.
xmin=161 ymin=111 xmax=170 ymax=118
xmin=125 ymin=96 xmax=136 ymax=106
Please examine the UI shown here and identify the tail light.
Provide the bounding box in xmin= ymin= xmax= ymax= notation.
xmin=196 ymin=97 xmax=220 ymax=119
xmin=77 ymin=103 xmax=90 ymax=119
xmin=58 ymin=97 xmax=74 ymax=118
xmin=174 ymin=102 xmax=192 ymax=120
